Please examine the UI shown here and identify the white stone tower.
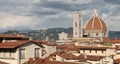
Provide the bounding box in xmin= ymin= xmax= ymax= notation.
xmin=73 ymin=12 xmax=83 ymax=38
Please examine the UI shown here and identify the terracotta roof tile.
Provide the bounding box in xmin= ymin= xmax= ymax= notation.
xmin=114 ymin=58 xmax=120 ymax=64
xmin=104 ymin=38 xmax=120 ymax=43
xmin=23 ymin=58 xmax=79 ymax=64
xmin=76 ymin=54 xmax=86 ymax=62
xmin=58 ymin=53 xmax=77 ymax=59
xmin=75 ymin=46 xmax=108 ymax=50
xmin=65 ymin=48 xmax=80 ymax=52
xmin=0 ymin=40 xmax=43 ymax=49
xmin=115 ymin=45 xmax=120 ymax=50
xmin=85 ymin=15 xmax=107 ymax=31
xmin=77 ymin=54 xmax=104 ymax=61
xmin=86 ymin=55 xmax=104 ymax=61
xmin=34 ymin=40 xmax=56 ymax=46
xmin=0 ymin=34 xmax=28 ymax=39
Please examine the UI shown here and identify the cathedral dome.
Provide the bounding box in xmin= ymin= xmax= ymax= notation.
xmin=85 ymin=9 xmax=107 ymax=31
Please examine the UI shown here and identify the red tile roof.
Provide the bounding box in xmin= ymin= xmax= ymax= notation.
xmin=75 ymin=46 xmax=108 ymax=50
xmin=86 ymin=55 xmax=104 ymax=61
xmin=85 ymin=14 xmax=107 ymax=31
xmin=23 ymin=58 xmax=78 ymax=64
xmin=114 ymin=58 xmax=120 ymax=64
xmin=65 ymin=48 xmax=80 ymax=52
xmin=104 ymin=38 xmax=120 ymax=43
xmin=76 ymin=54 xmax=86 ymax=62
xmin=56 ymin=44 xmax=75 ymax=48
xmin=0 ymin=34 xmax=28 ymax=39
xmin=0 ymin=40 xmax=43 ymax=49
xmin=58 ymin=53 xmax=77 ymax=59
xmin=77 ymin=54 xmax=104 ymax=61
xmin=34 ymin=40 xmax=56 ymax=46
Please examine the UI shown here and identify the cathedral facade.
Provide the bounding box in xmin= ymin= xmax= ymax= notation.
xmin=73 ymin=9 xmax=108 ymax=42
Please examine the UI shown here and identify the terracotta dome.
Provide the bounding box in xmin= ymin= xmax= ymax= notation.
xmin=85 ymin=9 xmax=107 ymax=31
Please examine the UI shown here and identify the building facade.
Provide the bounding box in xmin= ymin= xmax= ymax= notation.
xmin=73 ymin=12 xmax=83 ymax=39
xmin=73 ymin=9 xmax=108 ymax=42
xmin=0 ymin=41 xmax=43 ymax=64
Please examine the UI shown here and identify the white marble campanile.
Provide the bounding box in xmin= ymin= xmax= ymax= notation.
xmin=73 ymin=12 xmax=83 ymax=38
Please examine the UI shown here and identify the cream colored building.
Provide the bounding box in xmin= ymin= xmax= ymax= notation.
xmin=0 ymin=41 xmax=43 ymax=64
xmin=58 ymin=32 xmax=68 ymax=40
xmin=77 ymin=46 xmax=115 ymax=56
xmin=42 ymin=44 xmax=56 ymax=58
xmin=56 ymin=32 xmax=73 ymax=44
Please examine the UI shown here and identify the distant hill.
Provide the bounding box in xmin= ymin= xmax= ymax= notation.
xmin=2 ymin=27 xmax=120 ymax=40
xmin=2 ymin=27 xmax=73 ymax=40
xmin=109 ymin=31 xmax=120 ymax=39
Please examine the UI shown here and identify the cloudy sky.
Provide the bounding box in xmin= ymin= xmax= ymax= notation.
xmin=0 ymin=0 xmax=119 ymax=32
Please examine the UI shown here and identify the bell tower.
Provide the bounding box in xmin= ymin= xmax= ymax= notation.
xmin=73 ymin=12 xmax=83 ymax=39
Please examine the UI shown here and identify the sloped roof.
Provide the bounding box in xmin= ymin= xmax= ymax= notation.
xmin=75 ymin=46 xmax=109 ymax=50
xmin=0 ymin=34 xmax=28 ymax=39
xmin=57 ymin=53 xmax=77 ymax=59
xmin=77 ymin=54 xmax=104 ymax=61
xmin=23 ymin=58 xmax=79 ymax=64
xmin=114 ymin=58 xmax=120 ymax=64
xmin=104 ymin=38 xmax=120 ymax=43
xmin=0 ymin=40 xmax=43 ymax=49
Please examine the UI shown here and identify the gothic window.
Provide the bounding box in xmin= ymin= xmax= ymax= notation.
xmin=75 ymin=22 xmax=77 ymax=27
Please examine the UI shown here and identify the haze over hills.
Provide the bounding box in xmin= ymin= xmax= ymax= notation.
xmin=1 ymin=27 xmax=120 ymax=40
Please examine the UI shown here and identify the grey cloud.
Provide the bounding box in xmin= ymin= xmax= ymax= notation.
xmin=103 ymin=0 xmax=120 ymax=4
xmin=0 ymin=0 xmax=119 ymax=31
xmin=35 ymin=1 xmax=90 ymax=11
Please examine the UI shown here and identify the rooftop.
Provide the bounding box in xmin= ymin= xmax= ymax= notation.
xmin=0 ymin=40 xmax=44 ymax=49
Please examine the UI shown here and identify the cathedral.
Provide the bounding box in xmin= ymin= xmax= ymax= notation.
xmin=73 ymin=9 xmax=108 ymax=42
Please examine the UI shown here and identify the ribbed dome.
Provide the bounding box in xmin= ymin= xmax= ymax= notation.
xmin=85 ymin=9 xmax=107 ymax=31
